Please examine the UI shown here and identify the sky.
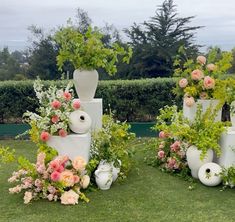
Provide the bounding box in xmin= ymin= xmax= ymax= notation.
xmin=1 ymin=0 xmax=235 ymax=51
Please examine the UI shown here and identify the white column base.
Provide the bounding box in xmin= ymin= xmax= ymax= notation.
xmin=80 ymin=98 xmax=103 ymax=131
xmin=218 ymin=127 xmax=235 ymax=168
xmin=47 ymin=133 xmax=91 ymax=163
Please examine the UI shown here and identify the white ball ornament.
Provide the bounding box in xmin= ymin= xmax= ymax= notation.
xmin=198 ymin=162 xmax=222 ymax=187
xmin=69 ymin=110 xmax=92 ymax=134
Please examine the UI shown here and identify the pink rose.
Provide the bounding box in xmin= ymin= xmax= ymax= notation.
xmin=40 ymin=131 xmax=50 ymax=142
xmin=51 ymin=100 xmax=61 ymax=109
xmin=57 ymin=165 xmax=64 ymax=173
xmin=191 ymin=69 xmax=204 ymax=80
xmin=51 ymin=171 xmax=61 ymax=182
xmin=167 ymin=158 xmax=179 ymax=170
xmin=60 ymin=190 xmax=79 ymax=205
xmin=203 ymin=76 xmax=215 ymax=89
xmin=59 ymin=129 xmax=67 ymax=137
xmin=49 ymin=160 xmax=60 ymax=171
xmin=63 ymin=92 xmax=72 ymax=101
xmin=73 ymin=175 xmax=80 ymax=184
xmin=158 ymin=150 xmax=165 ymax=159
xmin=51 ymin=115 xmax=59 ymax=123
xmin=179 ymin=78 xmax=188 ymax=88
xmin=47 ymin=194 xmax=54 ymax=201
xmin=80 ymin=175 xmax=90 ymax=189
xmin=196 ymin=55 xmax=206 ymax=65
xmin=159 ymin=131 xmax=167 ymax=139
xmin=60 ymin=170 xmax=75 ymax=187
xmin=72 ymin=156 xmax=86 ymax=172
xmin=184 ymin=96 xmax=195 ymax=107
xmin=206 ymin=63 xmax=216 ymax=71
xmin=72 ymin=99 xmax=81 ymax=110
xmin=170 ymin=141 xmax=181 ymax=152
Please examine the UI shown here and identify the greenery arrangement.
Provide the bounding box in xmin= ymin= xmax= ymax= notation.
xmin=0 ymin=78 xmax=179 ymax=123
xmin=220 ymin=166 xmax=235 ymax=188
xmin=173 ymin=51 xmax=233 ymax=106
xmin=0 ymin=145 xmax=15 ymax=167
xmin=55 ymin=24 xmax=132 ymax=75
xmin=89 ymin=114 xmax=136 ymax=180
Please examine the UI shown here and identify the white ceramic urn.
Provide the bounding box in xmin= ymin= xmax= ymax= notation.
xmin=186 ymin=145 xmax=213 ymax=179
xmin=73 ymin=69 xmax=98 ymax=102
xmin=95 ymin=164 xmax=113 ymax=190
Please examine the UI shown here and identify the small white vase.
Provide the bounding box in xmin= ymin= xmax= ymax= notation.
xmin=69 ymin=110 xmax=92 ymax=134
xmin=98 ymin=160 xmax=120 ymax=182
xmin=186 ymin=145 xmax=213 ymax=179
xmin=198 ymin=162 xmax=222 ymax=186
xmin=95 ymin=164 xmax=113 ymax=190
xmin=73 ymin=69 xmax=98 ymax=102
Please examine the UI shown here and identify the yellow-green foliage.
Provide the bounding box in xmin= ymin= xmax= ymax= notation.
xmin=55 ymin=25 xmax=132 ymax=75
xmin=0 ymin=146 xmax=15 ymax=167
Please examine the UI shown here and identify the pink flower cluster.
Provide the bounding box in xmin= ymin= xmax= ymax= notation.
xmin=178 ymin=55 xmax=217 ymax=107
xmin=8 ymin=153 xmax=90 ymax=205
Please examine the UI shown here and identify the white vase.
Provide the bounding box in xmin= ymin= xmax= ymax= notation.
xmin=98 ymin=160 xmax=120 ymax=182
xmin=73 ymin=69 xmax=98 ymax=102
xmin=198 ymin=163 xmax=222 ymax=186
xmin=186 ymin=145 xmax=213 ymax=179
xmin=95 ymin=164 xmax=113 ymax=190
xmin=46 ymin=133 xmax=91 ymax=163
xmin=183 ymin=99 xmax=222 ymax=122
xmin=69 ymin=110 xmax=92 ymax=134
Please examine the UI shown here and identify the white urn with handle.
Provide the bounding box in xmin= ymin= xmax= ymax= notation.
xmin=95 ymin=164 xmax=113 ymax=190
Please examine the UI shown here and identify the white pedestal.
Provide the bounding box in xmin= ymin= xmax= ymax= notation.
xmin=80 ymin=99 xmax=102 ymax=131
xmin=218 ymin=127 xmax=235 ymax=168
xmin=183 ymin=99 xmax=222 ymax=122
xmin=47 ymin=133 xmax=91 ymax=163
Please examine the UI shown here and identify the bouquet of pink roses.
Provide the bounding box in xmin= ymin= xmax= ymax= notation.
xmin=8 ymin=152 xmax=90 ymax=205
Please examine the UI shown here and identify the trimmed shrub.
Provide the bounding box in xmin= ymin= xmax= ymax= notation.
xmin=0 ymin=78 xmax=180 ymax=123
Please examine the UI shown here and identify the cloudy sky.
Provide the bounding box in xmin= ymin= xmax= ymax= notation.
xmin=1 ymin=0 xmax=235 ymax=51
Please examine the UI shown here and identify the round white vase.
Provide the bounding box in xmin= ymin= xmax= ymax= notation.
xmin=98 ymin=160 xmax=120 ymax=182
xmin=198 ymin=162 xmax=222 ymax=186
xmin=95 ymin=164 xmax=113 ymax=190
xmin=186 ymin=145 xmax=213 ymax=179
xmin=69 ymin=110 xmax=92 ymax=134
xmin=73 ymin=69 xmax=98 ymax=102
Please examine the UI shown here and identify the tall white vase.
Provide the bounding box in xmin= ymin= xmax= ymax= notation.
xmin=186 ymin=145 xmax=213 ymax=179
xmin=73 ymin=69 xmax=98 ymax=102
xmin=183 ymin=99 xmax=222 ymax=122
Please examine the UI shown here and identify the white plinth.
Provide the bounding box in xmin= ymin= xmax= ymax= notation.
xmin=80 ymin=99 xmax=103 ymax=131
xmin=183 ymin=99 xmax=222 ymax=122
xmin=218 ymin=127 xmax=235 ymax=168
xmin=47 ymin=133 xmax=91 ymax=163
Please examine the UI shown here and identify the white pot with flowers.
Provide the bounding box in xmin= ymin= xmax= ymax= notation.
xmin=184 ymin=104 xmax=226 ymax=178
xmin=23 ymin=79 xmax=92 ymax=162
xmin=55 ymin=25 xmax=132 ymax=102
xmin=174 ymin=54 xmax=232 ymax=122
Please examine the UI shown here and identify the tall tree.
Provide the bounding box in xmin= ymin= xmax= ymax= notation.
xmin=124 ymin=0 xmax=202 ymax=78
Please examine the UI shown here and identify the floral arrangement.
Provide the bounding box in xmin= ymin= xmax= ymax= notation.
xmin=24 ymin=79 xmax=81 ymax=142
xmin=89 ymin=114 xmax=135 ymax=180
xmin=173 ymin=51 xmax=233 ymax=107
xmin=8 ymin=152 xmax=90 ymax=205
xmin=55 ymin=24 xmax=132 ymax=75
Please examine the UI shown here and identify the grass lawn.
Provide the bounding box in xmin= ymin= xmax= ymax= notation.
xmin=0 ymin=140 xmax=235 ymax=222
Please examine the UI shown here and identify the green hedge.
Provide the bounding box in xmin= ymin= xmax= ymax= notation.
xmin=0 ymin=78 xmax=181 ymax=123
